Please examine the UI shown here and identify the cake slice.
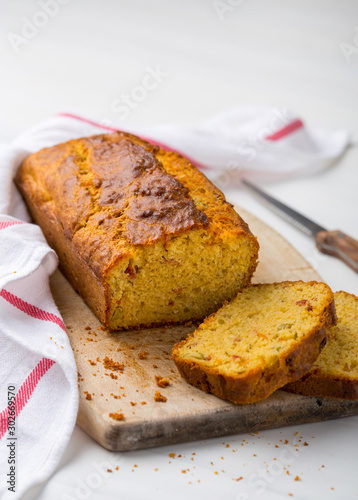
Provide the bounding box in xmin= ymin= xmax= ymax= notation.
xmin=284 ymin=291 xmax=358 ymax=399
xmin=15 ymin=131 xmax=259 ymax=330
xmin=172 ymin=281 xmax=336 ymax=404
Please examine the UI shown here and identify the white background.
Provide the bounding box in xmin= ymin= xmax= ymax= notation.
xmin=1 ymin=0 xmax=358 ymax=499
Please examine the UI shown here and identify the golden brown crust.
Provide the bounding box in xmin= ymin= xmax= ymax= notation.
xmin=172 ymin=281 xmax=336 ymax=404
xmin=283 ymin=372 xmax=358 ymax=400
xmin=15 ymin=178 xmax=109 ymax=324
xmin=15 ymin=131 xmax=258 ymax=329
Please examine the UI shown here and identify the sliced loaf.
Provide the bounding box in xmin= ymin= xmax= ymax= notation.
xmin=172 ymin=281 xmax=336 ymax=404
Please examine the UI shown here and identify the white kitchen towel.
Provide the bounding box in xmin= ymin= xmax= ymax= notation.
xmin=0 ymin=108 xmax=350 ymax=499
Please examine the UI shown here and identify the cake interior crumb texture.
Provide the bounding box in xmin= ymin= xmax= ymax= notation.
xmin=173 ymin=281 xmax=335 ymax=404
xmin=313 ymin=292 xmax=358 ymax=379
xmin=15 ymin=132 xmax=259 ymax=330
xmin=107 ymin=229 xmax=256 ymax=329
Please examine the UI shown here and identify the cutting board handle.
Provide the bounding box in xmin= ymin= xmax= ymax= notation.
xmin=316 ymin=230 xmax=358 ymax=273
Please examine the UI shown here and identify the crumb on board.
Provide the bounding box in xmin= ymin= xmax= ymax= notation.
xmin=85 ymin=326 xmax=91 ymax=330
xmin=85 ymin=394 xmax=92 ymax=401
xmin=110 ymin=373 xmax=118 ymax=380
xmin=153 ymin=364 xmax=158 ymax=369
xmin=130 ymin=402 xmax=137 ymax=406
xmin=107 ymin=469 xmax=112 ymax=473
xmin=103 ymin=356 xmax=124 ymax=372
xmin=169 ymin=453 xmax=176 ymax=458
xmin=109 ymin=412 xmax=125 ymax=421
xmin=88 ymin=360 xmax=96 ymax=366
xmin=155 ymin=375 xmax=170 ymax=388
xmin=141 ymin=401 xmax=147 ymax=405
xmin=154 ymin=391 xmax=167 ymax=402
xmin=138 ymin=351 xmax=148 ymax=359
xmin=294 ymin=476 xmax=300 ymax=481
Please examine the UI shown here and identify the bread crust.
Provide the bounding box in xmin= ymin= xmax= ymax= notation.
xmin=172 ymin=281 xmax=336 ymax=404
xmin=16 ymin=182 xmax=109 ymax=324
xmin=15 ymin=131 xmax=259 ymax=329
xmin=284 ymin=291 xmax=358 ymax=400
xmin=283 ymin=371 xmax=358 ymax=400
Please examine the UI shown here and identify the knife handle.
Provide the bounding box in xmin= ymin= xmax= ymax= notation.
xmin=316 ymin=230 xmax=358 ymax=273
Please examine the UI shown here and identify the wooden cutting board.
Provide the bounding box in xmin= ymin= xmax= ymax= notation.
xmin=50 ymin=207 xmax=358 ymax=451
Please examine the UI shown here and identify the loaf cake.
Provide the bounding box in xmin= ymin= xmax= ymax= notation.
xmin=284 ymin=291 xmax=358 ymax=399
xmin=15 ymin=131 xmax=259 ymax=330
xmin=172 ymin=281 xmax=336 ymax=404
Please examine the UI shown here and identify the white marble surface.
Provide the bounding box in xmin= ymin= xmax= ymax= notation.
xmin=1 ymin=0 xmax=358 ymax=498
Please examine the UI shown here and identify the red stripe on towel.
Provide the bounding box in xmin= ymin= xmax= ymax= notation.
xmin=0 ymin=358 xmax=55 ymax=439
xmin=0 ymin=221 xmax=24 ymax=230
xmin=265 ymin=119 xmax=304 ymax=141
xmin=58 ymin=112 xmax=118 ymax=132
xmin=0 ymin=289 xmax=66 ymax=332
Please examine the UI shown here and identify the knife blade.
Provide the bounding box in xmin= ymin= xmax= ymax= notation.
xmin=242 ymin=179 xmax=358 ymax=273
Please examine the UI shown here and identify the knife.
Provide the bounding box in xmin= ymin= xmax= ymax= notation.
xmin=242 ymin=179 xmax=358 ymax=273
